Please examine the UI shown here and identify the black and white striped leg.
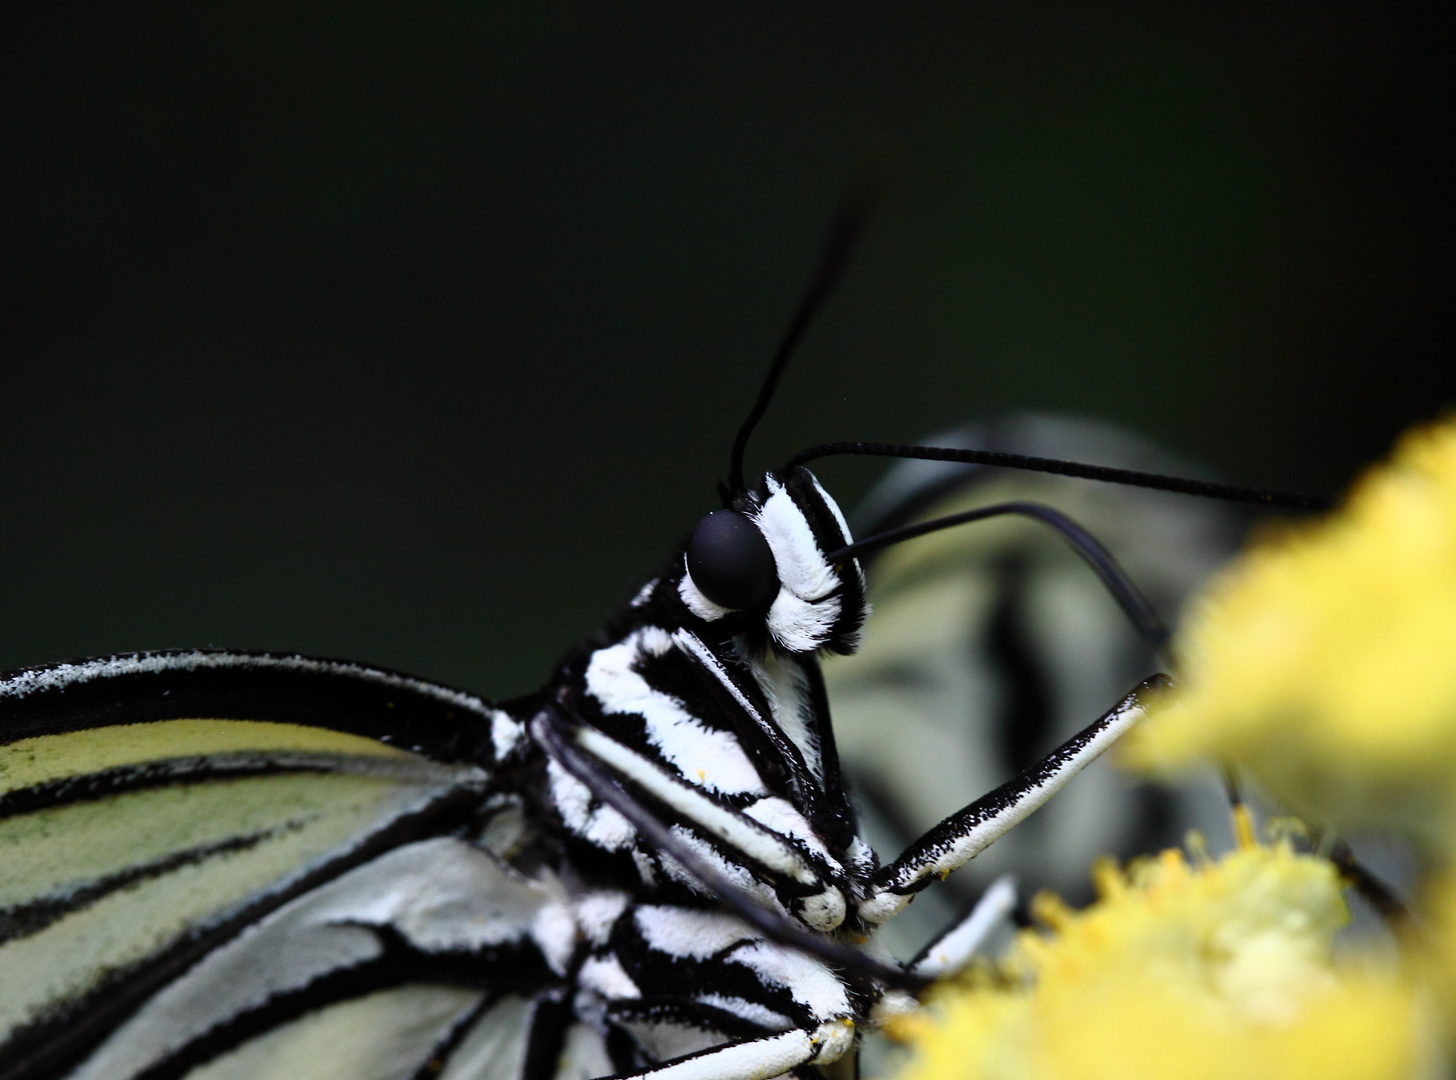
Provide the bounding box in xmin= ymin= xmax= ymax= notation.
xmin=861 ymin=675 xmax=1169 ymax=922
xmin=607 ymin=1021 xmax=854 ymax=1080
xmin=906 ymin=876 xmax=1017 ymax=981
xmin=529 ymin=704 xmax=918 ymax=989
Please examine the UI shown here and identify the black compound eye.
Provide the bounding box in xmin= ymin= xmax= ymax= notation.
xmin=685 ymin=510 xmax=779 ymax=611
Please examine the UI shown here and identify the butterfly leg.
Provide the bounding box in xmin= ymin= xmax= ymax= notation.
xmin=531 ymin=704 xmax=917 ymax=988
xmin=906 ymin=875 xmax=1017 ymax=980
xmin=860 ymin=675 xmax=1169 ymax=923
xmin=607 ymin=1021 xmax=854 ymax=1080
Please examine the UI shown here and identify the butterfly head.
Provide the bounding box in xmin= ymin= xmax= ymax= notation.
xmin=677 ymin=467 xmax=866 ymax=655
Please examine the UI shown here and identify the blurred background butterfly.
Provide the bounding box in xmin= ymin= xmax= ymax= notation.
xmin=824 ymin=414 xmax=1246 ymax=957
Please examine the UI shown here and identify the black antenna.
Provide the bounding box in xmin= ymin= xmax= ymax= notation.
xmin=727 ymin=171 xmax=891 ymax=494
xmin=788 ymin=441 xmax=1334 ymax=512
xmin=829 ymin=501 xmax=1170 ymax=652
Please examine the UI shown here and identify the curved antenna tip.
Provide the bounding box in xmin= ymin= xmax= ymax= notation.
xmin=788 ymin=441 xmax=1335 ymax=513
xmin=726 ymin=164 xmax=897 ymax=494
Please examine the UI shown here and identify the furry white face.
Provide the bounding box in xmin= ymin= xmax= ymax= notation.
xmin=677 ymin=468 xmax=867 ymax=655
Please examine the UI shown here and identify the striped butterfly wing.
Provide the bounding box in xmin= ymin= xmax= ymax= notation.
xmin=824 ymin=415 xmax=1243 ymax=954
xmin=0 ymin=652 xmax=584 ymax=1080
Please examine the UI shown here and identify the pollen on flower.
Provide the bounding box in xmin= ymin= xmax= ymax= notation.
xmin=890 ymin=836 xmax=1423 ymax=1080
xmin=1123 ymin=417 xmax=1456 ymax=851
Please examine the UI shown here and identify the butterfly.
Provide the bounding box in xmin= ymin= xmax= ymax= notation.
xmin=0 ymin=189 xmax=1330 ymax=1080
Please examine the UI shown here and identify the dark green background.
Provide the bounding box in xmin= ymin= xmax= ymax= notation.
xmin=1 ymin=3 xmax=1450 ymax=698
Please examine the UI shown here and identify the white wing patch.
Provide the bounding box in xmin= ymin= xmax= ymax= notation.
xmin=577 ymin=953 xmax=641 ymax=1001
xmin=548 ymin=759 xmax=636 ymax=851
xmin=490 ymin=710 xmax=525 ymax=762
xmin=573 ymin=891 xmax=631 ymax=946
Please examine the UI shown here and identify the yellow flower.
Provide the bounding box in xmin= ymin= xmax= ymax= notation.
xmin=892 ymin=831 xmax=1424 ymax=1080
xmin=1124 ymin=418 xmax=1456 ymax=849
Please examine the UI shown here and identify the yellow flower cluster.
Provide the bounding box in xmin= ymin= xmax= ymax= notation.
xmin=889 ymin=419 xmax=1456 ymax=1079
xmin=1125 ymin=419 xmax=1456 ymax=850
xmin=892 ymin=824 xmax=1422 ymax=1080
